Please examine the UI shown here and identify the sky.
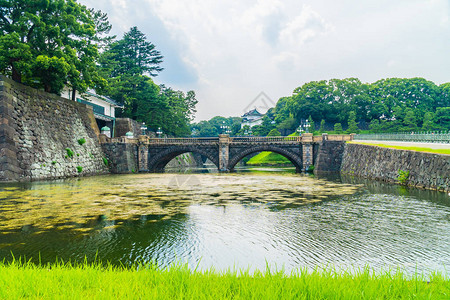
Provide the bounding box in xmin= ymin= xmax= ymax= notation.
xmin=80 ymin=0 xmax=450 ymax=121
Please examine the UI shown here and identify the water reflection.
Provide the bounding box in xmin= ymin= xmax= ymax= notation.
xmin=0 ymin=170 xmax=449 ymax=276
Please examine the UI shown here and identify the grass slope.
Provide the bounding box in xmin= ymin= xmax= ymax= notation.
xmin=246 ymin=151 xmax=291 ymax=165
xmin=348 ymin=142 xmax=450 ymax=155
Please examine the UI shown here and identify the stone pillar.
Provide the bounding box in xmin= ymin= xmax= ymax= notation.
xmin=302 ymin=133 xmax=313 ymax=171
xmin=138 ymin=135 xmax=149 ymax=172
xmin=218 ymin=134 xmax=230 ymax=172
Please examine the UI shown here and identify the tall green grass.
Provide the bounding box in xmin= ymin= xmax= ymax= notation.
xmin=0 ymin=260 xmax=448 ymax=299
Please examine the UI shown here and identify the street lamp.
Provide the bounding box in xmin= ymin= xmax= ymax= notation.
xmin=220 ymin=121 xmax=229 ymax=134
xmin=156 ymin=127 xmax=162 ymax=138
xmin=140 ymin=122 xmax=147 ymax=135
xmin=304 ymin=119 xmax=310 ymax=133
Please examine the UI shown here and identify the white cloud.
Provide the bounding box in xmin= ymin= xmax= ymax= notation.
xmin=80 ymin=0 xmax=450 ymax=121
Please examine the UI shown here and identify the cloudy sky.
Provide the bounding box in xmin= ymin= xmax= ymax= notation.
xmin=80 ymin=0 xmax=450 ymax=121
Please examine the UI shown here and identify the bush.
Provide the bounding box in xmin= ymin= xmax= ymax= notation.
xmin=397 ymin=170 xmax=410 ymax=185
xmin=77 ymin=138 xmax=86 ymax=145
xmin=76 ymin=166 xmax=83 ymax=173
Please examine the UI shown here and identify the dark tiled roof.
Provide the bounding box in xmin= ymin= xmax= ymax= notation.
xmin=242 ymin=108 xmax=263 ymax=117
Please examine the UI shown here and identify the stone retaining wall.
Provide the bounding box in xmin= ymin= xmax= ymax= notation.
xmin=0 ymin=76 xmax=109 ymax=181
xmin=314 ymin=141 xmax=346 ymax=173
xmin=115 ymin=118 xmax=141 ymax=138
xmin=101 ymin=143 xmax=138 ymax=173
xmin=341 ymin=143 xmax=450 ymax=192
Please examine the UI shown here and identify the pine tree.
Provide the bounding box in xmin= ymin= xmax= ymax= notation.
xmin=346 ymin=111 xmax=359 ymax=133
xmin=334 ymin=123 xmax=343 ymax=134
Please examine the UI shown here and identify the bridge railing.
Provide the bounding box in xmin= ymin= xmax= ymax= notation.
xmin=354 ymin=131 xmax=450 ymax=143
xmin=147 ymin=137 xmax=219 ymax=144
xmin=100 ymin=134 xmax=355 ymax=145
xmin=230 ymin=136 xmax=301 ymax=143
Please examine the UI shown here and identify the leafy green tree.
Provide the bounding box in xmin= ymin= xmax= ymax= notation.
xmin=267 ymin=129 xmax=281 ymax=136
xmin=277 ymin=117 xmax=296 ymax=132
xmin=346 ymin=111 xmax=359 ymax=133
xmin=421 ymin=112 xmax=436 ymax=131
xmin=369 ymin=119 xmax=381 ymax=133
xmin=0 ymin=0 xmax=112 ymax=94
xmin=435 ymin=107 xmax=450 ymax=130
xmin=334 ymin=123 xmax=343 ymax=134
xmin=402 ymin=108 xmax=418 ymax=131
xmin=199 ymin=124 xmax=218 ymax=137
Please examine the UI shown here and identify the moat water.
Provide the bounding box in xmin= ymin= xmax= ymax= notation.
xmin=0 ymin=167 xmax=449 ymax=276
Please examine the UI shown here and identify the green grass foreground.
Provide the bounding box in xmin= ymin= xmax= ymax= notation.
xmin=0 ymin=261 xmax=449 ymax=299
xmin=348 ymin=141 xmax=450 ymax=155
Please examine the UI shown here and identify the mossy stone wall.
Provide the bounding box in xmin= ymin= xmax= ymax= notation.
xmin=0 ymin=76 xmax=109 ymax=181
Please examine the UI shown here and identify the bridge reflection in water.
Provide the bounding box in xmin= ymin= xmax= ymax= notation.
xmin=100 ymin=134 xmax=354 ymax=173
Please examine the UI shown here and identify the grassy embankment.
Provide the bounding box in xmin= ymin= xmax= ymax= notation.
xmin=246 ymin=151 xmax=291 ymax=166
xmin=348 ymin=141 xmax=450 ymax=155
xmin=0 ymin=261 xmax=448 ymax=299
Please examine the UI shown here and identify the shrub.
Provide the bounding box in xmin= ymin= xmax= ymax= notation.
xmin=397 ymin=170 xmax=410 ymax=185
xmin=76 ymin=166 xmax=83 ymax=173
xmin=77 ymin=138 xmax=86 ymax=145
xmin=102 ymin=157 xmax=109 ymax=166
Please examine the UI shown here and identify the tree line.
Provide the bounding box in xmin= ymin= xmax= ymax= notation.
xmin=274 ymin=77 xmax=449 ymax=134
xmin=0 ymin=0 xmax=196 ymax=136
xmin=193 ymin=77 xmax=449 ymax=137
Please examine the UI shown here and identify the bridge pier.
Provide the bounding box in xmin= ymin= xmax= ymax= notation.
xmin=301 ymin=133 xmax=313 ymax=171
xmin=138 ymin=135 xmax=149 ymax=172
xmin=218 ymin=134 xmax=230 ymax=172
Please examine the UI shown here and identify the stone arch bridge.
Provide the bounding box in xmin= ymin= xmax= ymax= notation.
xmin=101 ymin=134 xmax=354 ymax=173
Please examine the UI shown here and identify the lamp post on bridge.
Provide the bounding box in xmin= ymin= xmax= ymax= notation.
xmin=297 ymin=119 xmax=310 ymax=135
xmin=220 ymin=121 xmax=230 ymax=135
xmin=140 ymin=122 xmax=147 ymax=136
xmin=156 ymin=127 xmax=162 ymax=138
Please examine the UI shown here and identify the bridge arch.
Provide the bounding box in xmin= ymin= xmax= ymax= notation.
xmin=147 ymin=145 xmax=219 ymax=172
xmin=228 ymin=145 xmax=302 ymax=172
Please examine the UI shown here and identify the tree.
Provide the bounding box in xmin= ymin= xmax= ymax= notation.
xmin=102 ymin=26 xmax=163 ymax=79
xmin=307 ymin=115 xmax=315 ymax=134
xmin=267 ymin=129 xmax=281 ymax=136
xmin=402 ymin=108 xmax=418 ymax=131
xmin=421 ymin=112 xmax=436 ymax=131
xmin=369 ymin=119 xmax=381 ymax=133
xmin=346 ymin=111 xmax=359 ymax=133
xmin=0 ymin=0 xmax=112 ymax=95
xmin=435 ymin=107 xmax=450 ymax=130
xmin=334 ymin=123 xmax=343 ymax=134
xmin=199 ymin=124 xmax=218 ymax=137
xmin=319 ymin=119 xmax=326 ymax=133
xmin=99 ymin=26 xmax=163 ymax=107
